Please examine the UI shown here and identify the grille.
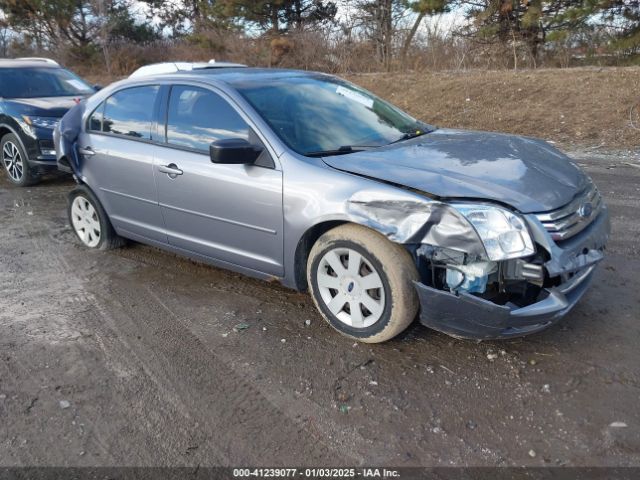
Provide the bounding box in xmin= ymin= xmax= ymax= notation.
xmin=534 ymin=183 xmax=603 ymax=241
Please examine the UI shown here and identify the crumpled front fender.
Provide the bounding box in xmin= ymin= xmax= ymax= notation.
xmin=346 ymin=189 xmax=486 ymax=258
xmin=53 ymin=99 xmax=86 ymax=178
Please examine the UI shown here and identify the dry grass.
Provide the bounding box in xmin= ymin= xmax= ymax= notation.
xmin=349 ymin=67 xmax=640 ymax=150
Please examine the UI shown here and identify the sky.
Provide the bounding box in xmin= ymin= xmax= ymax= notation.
xmin=132 ymin=0 xmax=468 ymax=38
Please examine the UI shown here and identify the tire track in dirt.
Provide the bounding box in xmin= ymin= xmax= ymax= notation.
xmin=80 ymin=274 xmax=358 ymax=465
xmin=0 ymin=192 xmax=219 ymax=466
xmin=1 ymin=187 xmax=358 ymax=465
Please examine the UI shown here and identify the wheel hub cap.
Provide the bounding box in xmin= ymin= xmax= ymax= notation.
xmin=317 ymin=248 xmax=385 ymax=328
xmin=341 ymin=277 xmax=360 ymax=298
xmin=70 ymin=196 xmax=101 ymax=248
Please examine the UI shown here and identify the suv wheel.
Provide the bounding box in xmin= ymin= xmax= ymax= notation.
xmin=68 ymin=185 xmax=124 ymax=250
xmin=1 ymin=133 xmax=38 ymax=186
xmin=307 ymin=224 xmax=420 ymax=343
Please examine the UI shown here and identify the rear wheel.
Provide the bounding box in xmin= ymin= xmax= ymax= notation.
xmin=68 ymin=185 xmax=124 ymax=250
xmin=1 ymin=133 xmax=38 ymax=186
xmin=307 ymin=224 xmax=420 ymax=343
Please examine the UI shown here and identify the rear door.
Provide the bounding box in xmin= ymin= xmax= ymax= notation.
xmin=153 ymin=84 xmax=284 ymax=276
xmin=79 ymin=85 xmax=167 ymax=243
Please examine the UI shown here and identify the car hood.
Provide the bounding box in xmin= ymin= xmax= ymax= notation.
xmin=2 ymin=96 xmax=82 ymax=117
xmin=321 ymin=128 xmax=588 ymax=213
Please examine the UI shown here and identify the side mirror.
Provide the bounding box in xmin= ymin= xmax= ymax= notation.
xmin=209 ymin=138 xmax=263 ymax=165
xmin=93 ymin=84 xmax=103 ymax=91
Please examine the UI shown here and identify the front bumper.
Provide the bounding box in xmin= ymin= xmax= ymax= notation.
xmin=30 ymin=155 xmax=58 ymax=167
xmin=19 ymin=128 xmax=59 ymax=170
xmin=415 ymin=207 xmax=610 ymax=340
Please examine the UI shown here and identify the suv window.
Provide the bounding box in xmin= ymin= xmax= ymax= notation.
xmin=0 ymin=67 xmax=94 ymax=98
xmin=166 ymin=85 xmax=250 ymax=152
xmin=102 ymin=86 xmax=159 ymax=140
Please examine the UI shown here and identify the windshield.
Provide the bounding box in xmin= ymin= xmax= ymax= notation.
xmin=236 ymin=75 xmax=431 ymax=156
xmin=0 ymin=67 xmax=94 ymax=98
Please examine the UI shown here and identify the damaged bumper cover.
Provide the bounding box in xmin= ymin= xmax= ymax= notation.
xmin=415 ymin=264 xmax=595 ymax=339
xmin=53 ymin=99 xmax=85 ymax=177
xmin=415 ymin=207 xmax=610 ymax=339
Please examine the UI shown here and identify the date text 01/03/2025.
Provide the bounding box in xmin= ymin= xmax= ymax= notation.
xmin=232 ymin=468 xmax=400 ymax=478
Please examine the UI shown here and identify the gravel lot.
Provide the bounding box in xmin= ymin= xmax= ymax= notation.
xmin=0 ymin=149 xmax=639 ymax=467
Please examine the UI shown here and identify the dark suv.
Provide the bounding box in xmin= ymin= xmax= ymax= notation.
xmin=0 ymin=58 xmax=95 ymax=186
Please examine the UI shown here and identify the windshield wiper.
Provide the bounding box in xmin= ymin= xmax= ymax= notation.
xmin=391 ymin=130 xmax=429 ymax=144
xmin=390 ymin=124 xmax=435 ymax=145
xmin=305 ymin=145 xmax=376 ymax=157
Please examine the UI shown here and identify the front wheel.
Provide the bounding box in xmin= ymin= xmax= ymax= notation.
xmin=307 ymin=224 xmax=420 ymax=343
xmin=1 ymin=133 xmax=38 ymax=186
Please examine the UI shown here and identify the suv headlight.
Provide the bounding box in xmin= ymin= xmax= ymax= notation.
xmin=451 ymin=203 xmax=535 ymax=260
xmin=22 ymin=115 xmax=59 ymax=130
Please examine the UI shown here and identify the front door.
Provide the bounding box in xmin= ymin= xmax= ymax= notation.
xmin=154 ymin=85 xmax=284 ymax=276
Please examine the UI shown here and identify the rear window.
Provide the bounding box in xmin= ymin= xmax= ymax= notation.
xmin=0 ymin=67 xmax=93 ymax=98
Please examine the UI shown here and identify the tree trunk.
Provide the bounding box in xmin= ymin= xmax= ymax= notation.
xmin=294 ymin=0 xmax=303 ymax=31
xmin=380 ymin=0 xmax=393 ymax=71
xmin=271 ymin=7 xmax=280 ymax=34
xmin=400 ymin=10 xmax=426 ymax=62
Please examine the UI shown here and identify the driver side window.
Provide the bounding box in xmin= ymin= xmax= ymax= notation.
xmin=166 ymin=85 xmax=251 ymax=152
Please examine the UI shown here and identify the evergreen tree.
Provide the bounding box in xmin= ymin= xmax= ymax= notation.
xmin=219 ymin=0 xmax=338 ymax=34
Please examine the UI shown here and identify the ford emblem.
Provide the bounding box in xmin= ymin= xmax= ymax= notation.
xmin=578 ymin=202 xmax=593 ymax=219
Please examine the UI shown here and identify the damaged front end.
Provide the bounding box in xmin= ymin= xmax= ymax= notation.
xmin=347 ymin=183 xmax=610 ymax=340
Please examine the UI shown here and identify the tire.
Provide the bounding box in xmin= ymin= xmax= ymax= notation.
xmin=1 ymin=133 xmax=39 ymax=186
xmin=68 ymin=185 xmax=124 ymax=250
xmin=307 ymin=224 xmax=420 ymax=343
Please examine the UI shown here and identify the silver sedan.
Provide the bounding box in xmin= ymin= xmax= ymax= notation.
xmin=54 ymin=64 xmax=610 ymax=342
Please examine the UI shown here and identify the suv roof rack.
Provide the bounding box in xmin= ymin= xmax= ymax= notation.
xmin=129 ymin=60 xmax=247 ymax=78
xmin=15 ymin=57 xmax=59 ymax=65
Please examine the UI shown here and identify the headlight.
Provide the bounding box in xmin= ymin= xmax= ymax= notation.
xmin=22 ymin=115 xmax=59 ymax=130
xmin=451 ymin=203 xmax=535 ymax=260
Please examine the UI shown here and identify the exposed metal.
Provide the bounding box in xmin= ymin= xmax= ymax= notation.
xmin=345 ymin=190 xmax=487 ymax=257
xmin=502 ymin=259 xmax=545 ymax=284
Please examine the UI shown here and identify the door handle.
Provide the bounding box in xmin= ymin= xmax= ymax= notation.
xmin=78 ymin=146 xmax=95 ymax=156
xmin=158 ymin=163 xmax=183 ymax=178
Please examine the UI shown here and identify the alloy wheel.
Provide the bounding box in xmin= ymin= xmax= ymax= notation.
xmin=316 ymin=247 xmax=385 ymax=328
xmin=2 ymin=141 xmax=24 ymax=182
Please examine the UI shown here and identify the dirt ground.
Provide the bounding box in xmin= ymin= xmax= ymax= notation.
xmin=0 ymin=146 xmax=639 ymax=467
xmin=350 ymin=67 xmax=640 ymax=151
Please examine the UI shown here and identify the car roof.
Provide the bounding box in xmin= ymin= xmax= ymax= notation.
xmin=129 ymin=60 xmax=247 ymax=78
xmin=143 ymin=67 xmax=331 ymax=88
xmin=0 ymin=59 xmax=60 ymax=69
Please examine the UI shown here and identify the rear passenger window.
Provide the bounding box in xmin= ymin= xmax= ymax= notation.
xmin=166 ymin=85 xmax=250 ymax=152
xmin=102 ymin=86 xmax=159 ymax=140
